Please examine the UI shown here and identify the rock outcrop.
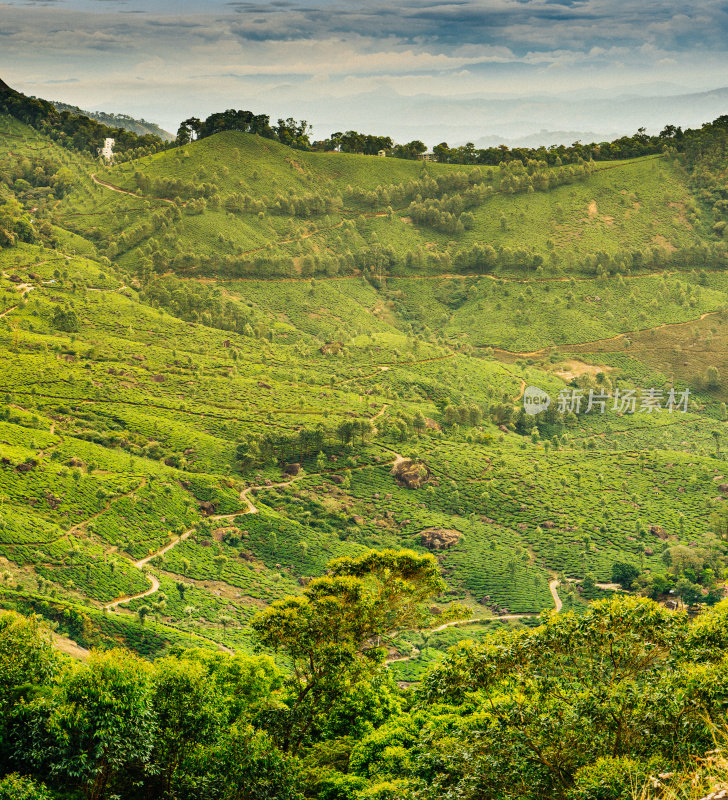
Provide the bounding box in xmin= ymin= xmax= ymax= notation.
xmin=420 ymin=528 xmax=461 ymax=550
xmin=391 ymin=459 xmax=429 ymax=489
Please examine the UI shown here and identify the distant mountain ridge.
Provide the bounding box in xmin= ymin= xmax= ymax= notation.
xmin=51 ymin=100 xmax=174 ymax=141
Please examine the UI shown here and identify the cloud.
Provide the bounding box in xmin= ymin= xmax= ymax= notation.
xmin=0 ymin=0 xmax=726 ymax=140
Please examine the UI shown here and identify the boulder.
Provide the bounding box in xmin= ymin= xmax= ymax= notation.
xmin=283 ymin=463 xmax=301 ymax=476
xmin=391 ymin=459 xmax=429 ymax=489
xmin=420 ymin=527 xmax=461 ymax=550
xmin=649 ymin=524 xmax=668 ymax=540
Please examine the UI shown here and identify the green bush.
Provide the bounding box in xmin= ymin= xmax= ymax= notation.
xmin=567 ymin=756 xmax=649 ymax=800
xmin=0 ymin=774 xmax=54 ymax=800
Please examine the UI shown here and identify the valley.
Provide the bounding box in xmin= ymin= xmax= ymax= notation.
xmin=1 ymin=87 xmax=728 ymax=799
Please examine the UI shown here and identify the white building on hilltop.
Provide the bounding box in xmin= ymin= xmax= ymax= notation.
xmin=100 ymin=138 xmax=115 ymax=162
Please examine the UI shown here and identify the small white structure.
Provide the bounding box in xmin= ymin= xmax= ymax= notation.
xmin=377 ymin=149 xmax=387 ymax=158
xmin=100 ymin=138 xmax=115 ymax=162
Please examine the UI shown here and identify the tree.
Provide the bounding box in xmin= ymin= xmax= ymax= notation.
xmin=0 ymin=773 xmax=54 ymax=799
xmin=706 ymin=365 xmax=721 ymax=389
xmin=252 ymin=549 xmax=459 ymax=752
xmin=51 ymin=167 xmax=75 ymax=197
xmin=149 ymin=656 xmax=224 ymax=797
xmin=416 ymin=598 xmax=708 ymax=800
xmin=23 ymin=650 xmax=155 ymax=800
xmin=213 ymin=555 xmax=227 ymax=578
xmin=0 ymin=613 xmax=57 ymax=713
xmin=433 ymin=142 xmax=451 ymax=163
xmin=185 ymin=724 xmax=301 ymax=800
xmin=675 ymin=576 xmax=703 ymax=608
xmin=611 ymin=561 xmax=640 ymax=590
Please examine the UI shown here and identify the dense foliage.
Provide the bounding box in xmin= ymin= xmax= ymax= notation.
xmin=2 ymin=594 xmax=728 ymax=799
xmin=0 ymin=83 xmax=164 ymax=159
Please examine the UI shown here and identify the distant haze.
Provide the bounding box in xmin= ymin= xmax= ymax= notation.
xmin=2 ymin=0 xmax=727 ymax=147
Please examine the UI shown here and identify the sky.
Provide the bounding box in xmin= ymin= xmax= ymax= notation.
xmin=2 ymin=0 xmax=728 ymax=146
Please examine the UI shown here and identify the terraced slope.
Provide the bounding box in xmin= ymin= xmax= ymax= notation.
xmin=1 ymin=113 xmax=727 ymax=676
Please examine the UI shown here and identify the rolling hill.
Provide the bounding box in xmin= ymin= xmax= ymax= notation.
xmin=2 ymin=88 xmax=728 ymax=800
xmin=1 ymin=104 xmax=727 ymax=656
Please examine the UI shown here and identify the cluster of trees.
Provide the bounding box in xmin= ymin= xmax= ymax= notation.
xmin=343 ymin=169 xmax=492 ymax=210
xmin=313 ymin=130 xmax=394 ymax=155
xmin=235 ymin=419 xmax=377 ymax=472
xmin=0 ymin=83 xmax=165 ymax=158
xmin=313 ymin=124 xmax=683 ymax=166
xmin=682 ymin=115 xmax=728 ymax=238
xmin=0 ymin=154 xmax=75 ymax=201
xmin=344 ymin=158 xmax=594 ymax=233
xmin=612 ymin=540 xmax=727 ymax=606
xmin=143 ymin=276 xmax=261 ymax=336
xmin=269 ymin=191 xmax=342 ymax=218
xmin=223 ymin=192 xmax=266 ymax=216
xmin=0 ymin=196 xmax=36 ymax=248
xmin=311 ymin=130 xmax=427 ymax=160
xmin=3 ymin=583 xmax=728 ymax=799
xmin=578 ymin=241 xmax=728 ymax=275
xmin=428 ymin=125 xmax=684 ymax=165
xmin=133 ymin=172 xmax=219 ymax=200
xmin=176 ymin=111 xmax=311 ymax=150
xmin=51 ymin=305 xmax=80 ymax=332
xmin=139 ymin=247 xmax=300 ymax=281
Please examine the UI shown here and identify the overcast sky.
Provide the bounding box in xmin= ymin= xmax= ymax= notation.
xmin=2 ymin=0 xmax=727 ymax=145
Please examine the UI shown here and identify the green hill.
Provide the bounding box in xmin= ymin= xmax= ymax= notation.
xmin=0 ymin=105 xmax=727 ymax=650
xmin=51 ymin=100 xmax=174 ymax=141
xmin=2 ymin=94 xmax=728 ymax=800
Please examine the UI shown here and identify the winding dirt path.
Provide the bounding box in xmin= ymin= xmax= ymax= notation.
xmin=90 ymin=173 xmax=155 ymax=200
xmin=489 ymin=310 xmax=719 ymax=360
xmin=101 ymin=452 xmax=405 ymax=651
xmin=106 ymin=572 xmax=161 ymax=610
xmin=549 ymin=577 xmax=562 ymax=612
xmin=103 ymin=509 xmax=249 ymax=613
xmin=102 ymin=447 xmax=563 ymax=657
xmin=423 ymin=576 xmax=563 ymax=636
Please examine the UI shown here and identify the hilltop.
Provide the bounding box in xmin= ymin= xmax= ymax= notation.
xmin=52 ymin=100 xmax=174 ymax=141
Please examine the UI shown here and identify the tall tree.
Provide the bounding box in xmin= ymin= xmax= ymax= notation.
xmin=252 ymin=549 xmax=458 ymax=752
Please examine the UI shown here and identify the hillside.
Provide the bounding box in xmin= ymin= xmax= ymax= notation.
xmin=2 ymin=99 xmax=728 ymax=799
xmin=51 ymin=101 xmax=174 ymax=141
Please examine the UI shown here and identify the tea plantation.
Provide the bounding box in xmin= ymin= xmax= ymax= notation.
xmin=1 ymin=104 xmax=728 ymax=682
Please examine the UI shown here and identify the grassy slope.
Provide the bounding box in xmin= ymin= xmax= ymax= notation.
xmin=1 ymin=117 xmax=728 ymax=671
xmin=35 ymin=125 xmax=712 ymax=279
